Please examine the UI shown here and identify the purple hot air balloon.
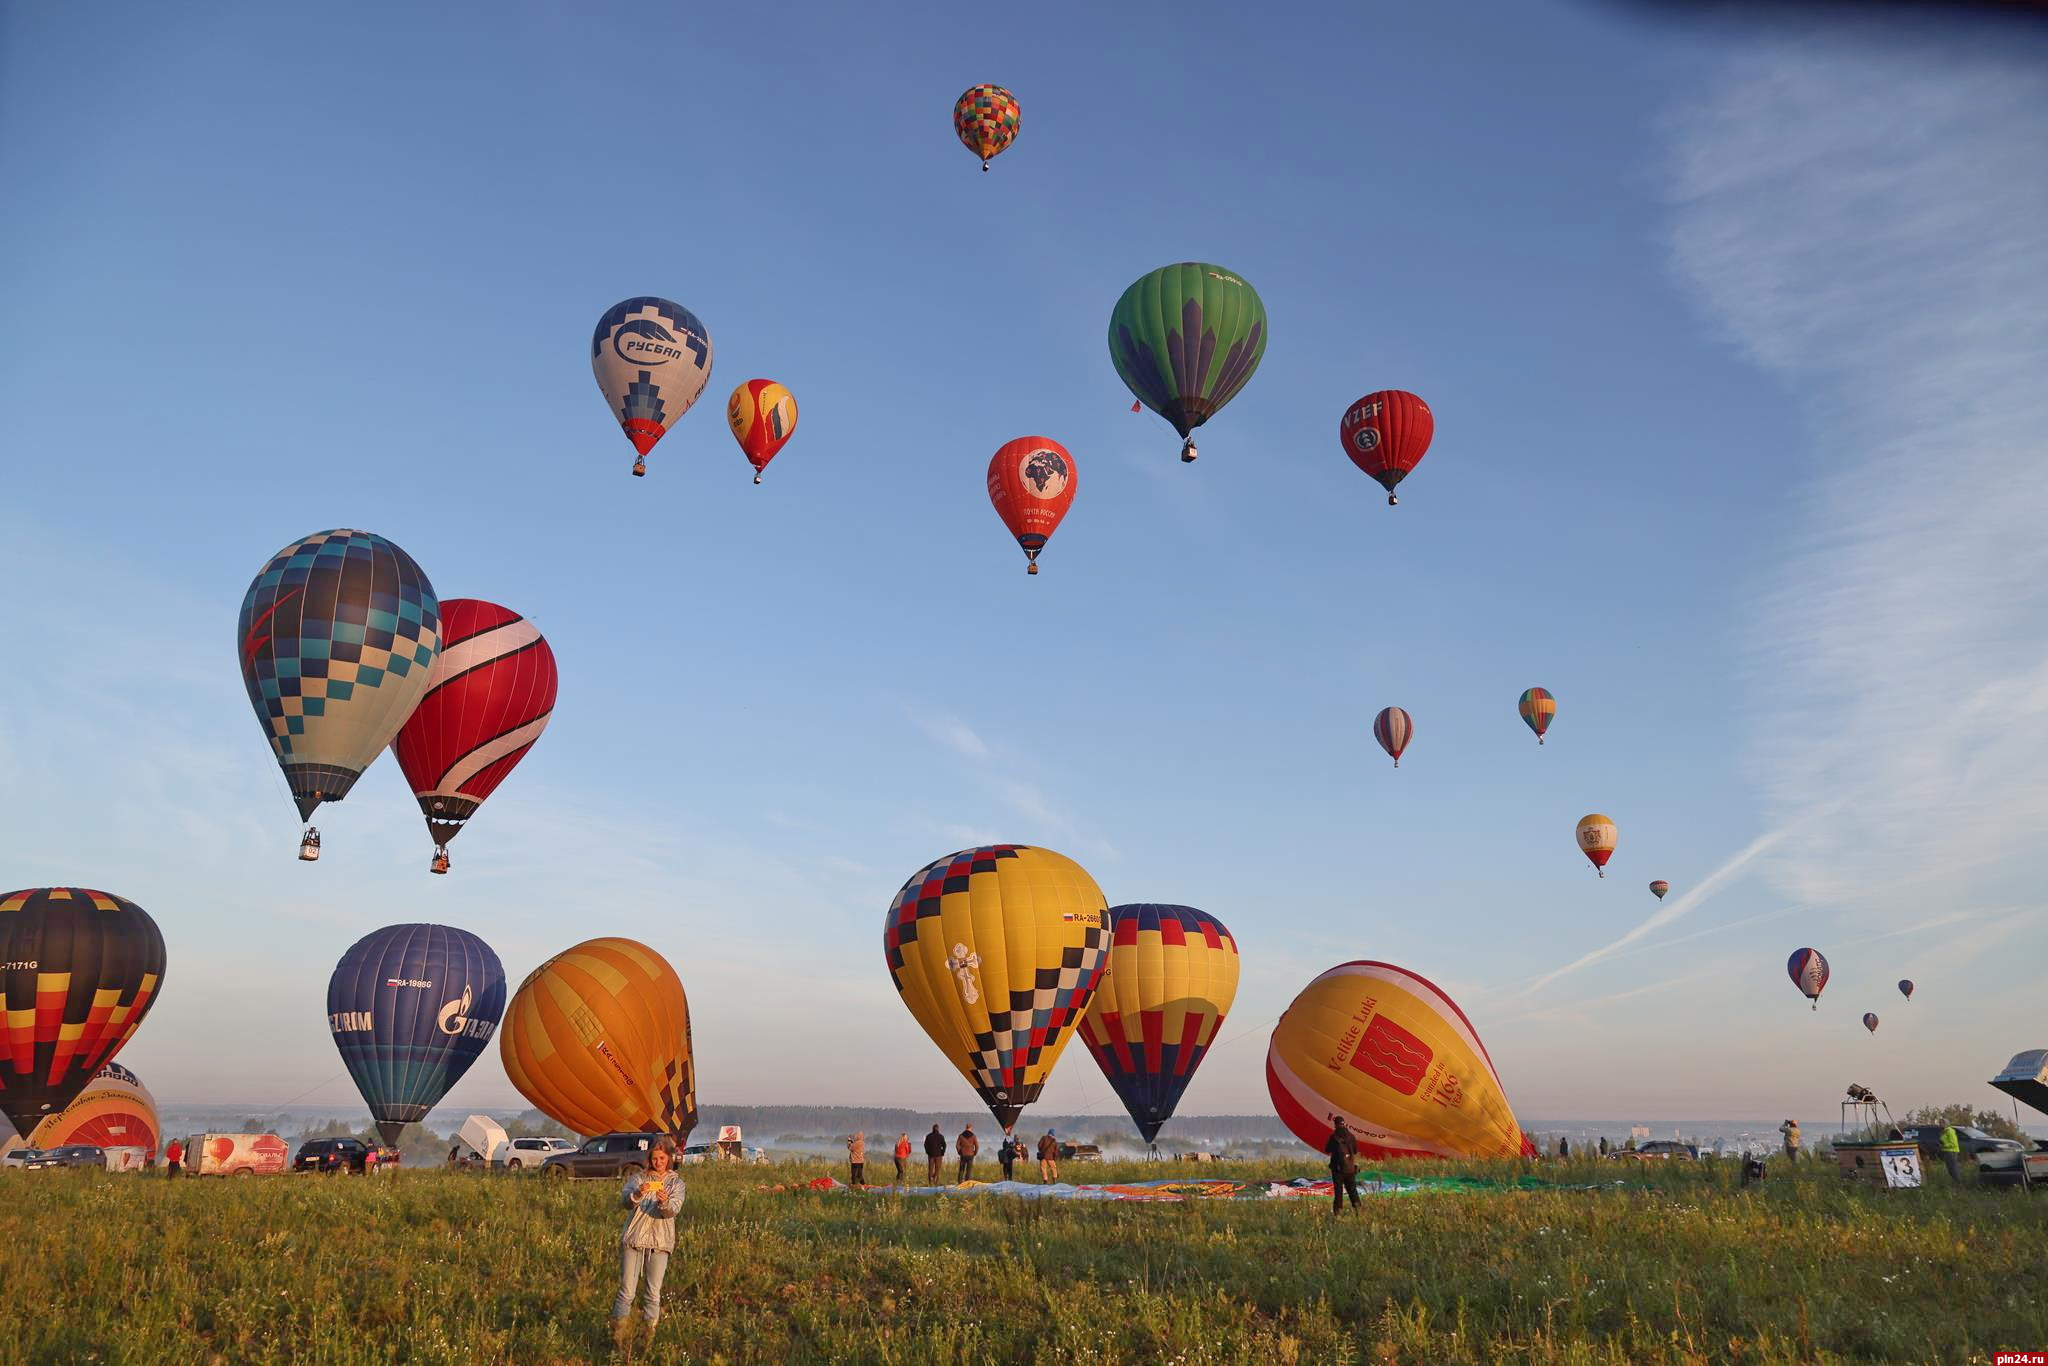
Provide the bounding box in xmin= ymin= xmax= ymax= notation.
xmin=1787 ymin=948 xmax=1829 ymax=1011
xmin=1898 ymin=979 xmax=1914 ymax=1002
xmin=1862 ymin=1012 xmax=1880 ymax=1034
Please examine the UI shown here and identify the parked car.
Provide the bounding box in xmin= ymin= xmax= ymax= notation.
xmin=497 ymin=1137 xmax=578 ymax=1170
xmin=1 ymin=1148 xmax=40 ymax=1168
xmin=540 ymin=1132 xmax=663 ymax=1179
xmin=1057 ymin=1142 xmax=1103 ymax=1163
xmin=18 ymin=1145 xmax=106 ymax=1170
xmin=294 ymin=1137 xmax=373 ymax=1174
xmin=1617 ymin=1141 xmax=1698 ymax=1161
xmin=678 ymin=1143 xmax=718 ymax=1165
xmin=1899 ymin=1125 xmax=2023 ymax=1163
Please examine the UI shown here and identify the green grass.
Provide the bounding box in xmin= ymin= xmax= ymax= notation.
xmin=2 ymin=1156 xmax=2041 ymax=1363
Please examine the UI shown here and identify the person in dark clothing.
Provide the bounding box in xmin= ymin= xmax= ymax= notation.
xmin=923 ymin=1125 xmax=946 ymax=1184
xmin=956 ymin=1125 xmax=979 ymax=1182
xmin=1323 ymin=1117 xmax=1361 ymax=1215
xmin=1557 ymin=1136 xmax=1570 ymax=1159
xmin=1598 ymin=1136 xmax=1609 ymax=1158
xmin=998 ymin=1131 xmax=1019 ymax=1181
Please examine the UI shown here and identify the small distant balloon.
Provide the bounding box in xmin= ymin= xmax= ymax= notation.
xmin=1518 ymin=688 xmax=1556 ymax=745
xmin=1862 ymin=1012 xmax=1880 ymax=1034
xmin=1898 ymin=979 xmax=1914 ymax=1002
xmin=726 ymin=379 xmax=798 ymax=484
xmin=953 ymin=84 xmax=1020 ymax=171
xmin=1575 ymin=814 xmax=1616 ymax=876
xmin=1373 ymin=707 xmax=1413 ymax=768
xmin=986 ymin=436 xmax=1077 ymax=575
xmin=1648 ymin=880 xmax=1670 ymax=902
xmin=1787 ymin=948 xmax=1829 ymax=1011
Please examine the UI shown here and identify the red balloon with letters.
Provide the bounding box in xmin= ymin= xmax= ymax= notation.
xmin=987 ymin=436 xmax=1077 ymax=575
xmin=1340 ymin=390 xmax=1434 ymax=505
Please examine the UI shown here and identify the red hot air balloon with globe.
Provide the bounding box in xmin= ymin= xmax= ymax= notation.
xmin=1341 ymin=391 xmax=1434 ymax=505
xmin=987 ymin=436 xmax=1077 ymax=574
xmin=392 ymin=600 xmax=558 ymax=875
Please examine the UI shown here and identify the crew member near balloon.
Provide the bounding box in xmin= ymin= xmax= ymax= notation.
xmin=164 ymin=1136 xmax=184 ymax=1178
xmin=893 ymin=1132 xmax=912 ymax=1185
xmin=1038 ymin=1129 xmax=1060 ymax=1183
xmin=611 ymin=1134 xmax=684 ymax=1353
xmin=1779 ymin=1119 xmax=1801 ymax=1162
xmin=923 ymin=1124 xmax=946 ymax=1184
xmin=844 ymin=1131 xmax=866 ymax=1187
xmin=956 ymin=1125 xmax=979 ymax=1183
xmin=1325 ymin=1115 xmax=1361 ymax=1216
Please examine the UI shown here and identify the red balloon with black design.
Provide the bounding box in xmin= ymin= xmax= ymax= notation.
xmin=391 ymin=599 xmax=558 ymax=874
xmin=986 ymin=436 xmax=1077 ymax=575
xmin=1340 ymin=390 xmax=1434 ymax=505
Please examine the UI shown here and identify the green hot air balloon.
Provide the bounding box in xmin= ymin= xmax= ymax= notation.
xmin=1109 ymin=263 xmax=1267 ymax=463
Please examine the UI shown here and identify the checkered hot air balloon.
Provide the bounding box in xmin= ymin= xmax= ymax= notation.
xmin=952 ymin=84 xmax=1019 ymax=171
xmin=1078 ymin=905 xmax=1239 ymax=1145
xmin=0 ymin=889 xmax=165 ymax=1142
xmin=391 ymin=599 xmax=558 ymax=875
xmin=237 ymin=530 xmax=440 ymax=857
xmin=884 ymin=846 xmax=1109 ymax=1129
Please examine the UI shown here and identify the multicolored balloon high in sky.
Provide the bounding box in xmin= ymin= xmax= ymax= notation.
xmin=1110 ymin=263 xmax=1267 ymax=463
xmin=1648 ymin=879 xmax=1670 ymax=902
xmin=391 ymin=599 xmax=558 ymax=875
xmin=238 ymin=529 xmax=440 ymax=854
xmin=884 ymin=845 xmax=1109 ymax=1129
xmin=591 ymin=297 xmax=713 ymax=477
xmin=1266 ymin=960 xmax=1536 ymax=1161
xmin=1340 ymin=390 xmax=1434 ymax=505
xmin=1898 ymin=979 xmax=1915 ymax=1002
xmin=726 ymin=379 xmax=799 ymax=483
xmin=0 ymin=888 xmax=165 ymax=1142
xmin=1575 ymin=814 xmax=1616 ymax=876
xmin=1078 ymin=905 xmax=1240 ymax=1144
xmin=1787 ymin=948 xmax=1829 ymax=1010
xmin=952 ymin=84 xmax=1020 ymax=171
xmin=1862 ymin=1012 xmax=1880 ymax=1034
xmin=1518 ymin=687 xmax=1556 ymax=745
xmin=1373 ymin=706 xmax=1413 ymax=768
xmin=327 ymin=924 xmax=506 ymax=1146
xmin=986 ymin=436 xmax=1077 ymax=575
xmin=501 ymin=938 xmax=698 ymax=1141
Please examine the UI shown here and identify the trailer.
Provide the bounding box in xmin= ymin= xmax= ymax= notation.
xmin=184 ymin=1132 xmax=289 ymax=1176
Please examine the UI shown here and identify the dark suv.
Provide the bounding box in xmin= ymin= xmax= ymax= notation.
xmin=1899 ymin=1125 xmax=2022 ymax=1162
xmin=294 ymin=1138 xmax=373 ymax=1174
xmin=540 ymin=1132 xmax=663 ymax=1179
xmin=19 ymin=1145 xmax=104 ymax=1170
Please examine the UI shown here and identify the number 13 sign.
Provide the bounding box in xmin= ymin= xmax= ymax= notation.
xmin=1882 ymin=1149 xmax=1924 ymax=1188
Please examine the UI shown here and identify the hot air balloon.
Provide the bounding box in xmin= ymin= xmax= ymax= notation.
xmin=1862 ymin=1012 xmax=1880 ymax=1034
xmin=1077 ymin=905 xmax=1240 ymax=1145
xmin=1649 ymin=880 xmax=1670 ymax=902
xmin=592 ymin=297 xmax=713 ymax=477
xmin=726 ymin=379 xmax=798 ymax=484
xmin=986 ymin=436 xmax=1077 ymax=575
xmin=391 ymin=599 xmax=558 ymax=875
xmin=1518 ymin=688 xmax=1556 ymax=745
xmin=1109 ymin=263 xmax=1267 ymax=463
xmin=1340 ymin=390 xmax=1434 ymax=505
xmin=1898 ymin=979 xmax=1914 ymax=1002
xmin=884 ymin=845 xmax=1109 ymax=1129
xmin=24 ymin=1061 xmax=159 ymax=1157
xmin=501 ymin=938 xmax=696 ymax=1142
xmin=1373 ymin=707 xmax=1413 ymax=768
xmin=1576 ymin=814 xmax=1617 ymax=876
xmin=327 ymin=925 xmax=505 ymax=1146
xmin=1266 ymin=960 xmax=1536 ymax=1161
xmin=238 ymin=529 xmax=440 ymax=860
xmin=953 ymin=84 xmax=1020 ymax=171
xmin=1787 ymin=948 xmax=1829 ymax=1010
xmin=0 ymin=888 xmax=165 ymax=1143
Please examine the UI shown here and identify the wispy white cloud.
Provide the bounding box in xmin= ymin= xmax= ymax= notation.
xmin=906 ymin=707 xmax=990 ymax=760
xmin=1667 ymin=34 xmax=2048 ymax=926
xmin=902 ymin=704 xmax=1118 ymax=862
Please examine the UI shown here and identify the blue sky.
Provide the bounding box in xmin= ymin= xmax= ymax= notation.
xmin=3 ymin=2 xmax=2043 ymax=1135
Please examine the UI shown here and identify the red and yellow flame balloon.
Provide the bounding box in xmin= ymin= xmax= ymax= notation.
xmin=987 ymin=436 xmax=1077 ymax=575
xmin=1266 ymin=960 xmax=1534 ymax=1160
xmin=953 ymin=84 xmax=1020 ymax=171
xmin=727 ymin=379 xmax=798 ymax=484
xmin=500 ymin=937 xmax=696 ymax=1141
xmin=1576 ymin=814 xmax=1617 ymax=876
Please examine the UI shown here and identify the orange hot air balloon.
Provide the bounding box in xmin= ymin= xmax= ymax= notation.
xmin=499 ymin=937 xmax=696 ymax=1141
xmin=1576 ymin=814 xmax=1616 ymax=877
xmin=986 ymin=436 xmax=1077 ymax=575
xmin=726 ymin=379 xmax=798 ymax=484
xmin=1265 ymin=960 xmax=1535 ymax=1161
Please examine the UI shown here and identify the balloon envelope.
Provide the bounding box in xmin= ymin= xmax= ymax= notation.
xmin=591 ymin=297 xmax=713 ymax=472
xmin=501 ymin=938 xmax=697 ymax=1141
xmin=986 ymin=436 xmax=1077 ymax=573
xmin=238 ymin=530 xmax=440 ymax=824
xmin=1340 ymin=390 xmax=1435 ymax=504
xmin=884 ymin=845 xmax=1109 ymax=1128
xmin=391 ymin=599 xmax=558 ymax=859
xmin=953 ymin=84 xmax=1020 ymax=168
xmin=1648 ymin=880 xmax=1670 ymax=901
xmin=1898 ymin=979 xmax=1914 ymax=1001
xmin=25 ymin=1061 xmax=159 ymax=1157
xmin=1109 ymin=263 xmax=1267 ymax=458
xmin=1373 ymin=707 xmax=1413 ymax=767
xmin=1266 ymin=960 xmax=1534 ymax=1160
xmin=1576 ymin=814 xmax=1617 ymax=875
xmin=327 ymin=924 xmax=506 ymax=1146
xmin=1518 ymin=687 xmax=1556 ymax=744
xmin=1787 ymin=948 xmax=1830 ymax=1008
xmin=0 ymin=888 xmax=165 ymax=1141
xmin=726 ymin=379 xmax=798 ymax=481
xmin=1077 ymin=905 xmax=1240 ymax=1144
xmin=1862 ymin=1012 xmax=1880 ymax=1033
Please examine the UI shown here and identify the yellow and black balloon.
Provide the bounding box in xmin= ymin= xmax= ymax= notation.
xmin=883 ymin=845 xmax=1109 ymax=1128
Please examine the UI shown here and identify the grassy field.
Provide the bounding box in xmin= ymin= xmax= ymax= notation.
xmin=3 ymin=1155 xmax=2042 ymax=1364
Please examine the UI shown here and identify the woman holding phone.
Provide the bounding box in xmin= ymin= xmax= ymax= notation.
xmin=612 ymin=1136 xmax=684 ymax=1351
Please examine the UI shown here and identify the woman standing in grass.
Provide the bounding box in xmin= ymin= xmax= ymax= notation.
xmin=613 ymin=1136 xmax=683 ymax=1352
